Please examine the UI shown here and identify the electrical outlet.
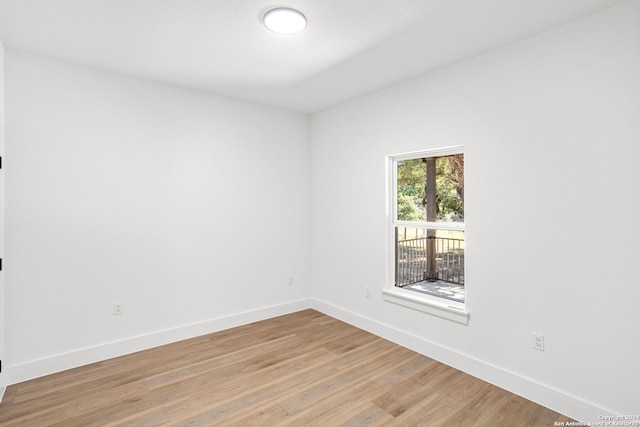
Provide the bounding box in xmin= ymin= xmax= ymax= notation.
xmin=288 ymin=275 xmax=294 ymax=286
xmin=113 ymin=301 xmax=123 ymax=315
xmin=532 ymin=333 xmax=544 ymax=351
xmin=365 ymin=287 xmax=371 ymax=299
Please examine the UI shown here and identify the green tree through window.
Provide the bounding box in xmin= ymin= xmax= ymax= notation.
xmin=396 ymin=154 xmax=464 ymax=223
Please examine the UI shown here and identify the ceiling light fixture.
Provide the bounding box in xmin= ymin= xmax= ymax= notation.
xmin=263 ymin=7 xmax=307 ymax=35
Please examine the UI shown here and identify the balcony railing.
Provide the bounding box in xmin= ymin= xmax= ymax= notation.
xmin=396 ymin=235 xmax=465 ymax=287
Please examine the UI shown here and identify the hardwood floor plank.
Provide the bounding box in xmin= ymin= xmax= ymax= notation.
xmin=110 ymin=348 xmax=341 ymax=426
xmin=386 ymin=371 xmax=493 ymax=426
xmin=278 ymin=353 xmax=432 ymax=426
xmin=339 ymin=405 xmax=396 ymax=427
xmin=0 ymin=309 xmax=576 ymax=426
xmin=85 ymin=347 xmax=337 ymax=426
xmin=222 ymin=343 xmax=401 ymax=425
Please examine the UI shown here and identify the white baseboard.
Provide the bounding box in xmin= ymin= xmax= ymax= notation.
xmin=6 ymin=299 xmax=312 ymax=386
xmin=310 ymin=298 xmax=614 ymax=424
xmin=4 ymin=297 xmax=614 ymax=423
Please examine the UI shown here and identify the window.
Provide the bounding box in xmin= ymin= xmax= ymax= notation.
xmin=384 ymin=147 xmax=467 ymax=323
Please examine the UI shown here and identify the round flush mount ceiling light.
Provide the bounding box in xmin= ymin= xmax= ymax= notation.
xmin=263 ymin=7 xmax=307 ymax=35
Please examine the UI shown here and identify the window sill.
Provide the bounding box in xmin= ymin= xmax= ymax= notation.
xmin=382 ymin=287 xmax=469 ymax=325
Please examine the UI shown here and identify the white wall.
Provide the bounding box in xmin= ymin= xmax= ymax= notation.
xmin=310 ymin=0 xmax=640 ymax=421
xmin=4 ymin=52 xmax=311 ymax=381
xmin=0 ymin=38 xmax=6 ymax=394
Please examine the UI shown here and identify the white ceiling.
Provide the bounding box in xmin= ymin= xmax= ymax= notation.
xmin=0 ymin=0 xmax=627 ymax=112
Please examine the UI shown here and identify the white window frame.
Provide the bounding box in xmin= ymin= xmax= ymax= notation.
xmin=383 ymin=146 xmax=469 ymax=325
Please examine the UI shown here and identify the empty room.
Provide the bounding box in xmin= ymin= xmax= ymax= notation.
xmin=0 ymin=0 xmax=638 ymax=425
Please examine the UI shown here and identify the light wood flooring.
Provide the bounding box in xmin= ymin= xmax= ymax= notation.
xmin=0 ymin=309 xmax=575 ymax=426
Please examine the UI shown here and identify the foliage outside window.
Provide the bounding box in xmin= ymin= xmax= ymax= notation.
xmin=392 ymin=148 xmax=465 ymax=303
